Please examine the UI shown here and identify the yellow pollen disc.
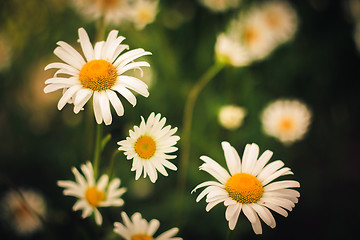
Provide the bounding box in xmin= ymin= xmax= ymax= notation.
xmin=85 ymin=187 xmax=105 ymax=207
xmin=243 ymin=27 xmax=259 ymax=47
xmin=225 ymin=173 xmax=263 ymax=204
xmin=79 ymin=59 xmax=117 ymax=91
xmin=131 ymin=234 xmax=154 ymax=240
xmin=278 ymin=117 xmax=294 ymax=133
xmin=138 ymin=10 xmax=152 ymax=23
xmin=266 ymin=12 xmax=281 ymax=30
xmin=134 ymin=136 xmax=156 ymax=159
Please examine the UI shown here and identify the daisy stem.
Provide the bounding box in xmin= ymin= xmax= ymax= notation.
xmin=107 ymin=149 xmax=120 ymax=178
xmin=93 ymin=123 xmax=103 ymax=178
xmin=175 ymin=61 xmax=225 ymax=220
xmin=96 ymin=15 xmax=106 ymax=42
xmin=226 ymin=229 xmax=234 ymax=240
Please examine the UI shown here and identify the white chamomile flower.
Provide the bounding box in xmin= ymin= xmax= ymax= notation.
xmin=1 ymin=189 xmax=46 ymax=236
xmin=57 ymin=161 xmax=126 ymax=225
xmin=218 ymin=104 xmax=247 ymax=130
xmin=114 ymin=211 xmax=182 ymax=240
xmin=118 ymin=112 xmax=180 ymax=183
xmin=261 ymin=99 xmax=312 ymax=144
xmin=215 ymin=33 xmax=251 ymax=67
xmin=261 ymin=1 xmax=298 ymax=44
xmin=44 ymin=27 xmax=151 ymax=125
xmin=129 ymin=0 xmax=159 ymax=30
xmin=192 ymin=142 xmax=300 ymax=234
xmin=70 ymin=0 xmax=131 ymax=25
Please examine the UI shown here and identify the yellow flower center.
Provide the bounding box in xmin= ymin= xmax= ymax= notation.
xmin=134 ymin=136 xmax=156 ymax=159
xmin=278 ymin=117 xmax=294 ymax=133
xmin=225 ymin=173 xmax=263 ymax=204
xmin=79 ymin=59 xmax=117 ymax=91
xmin=85 ymin=186 xmax=105 ymax=207
xmin=131 ymin=234 xmax=154 ymax=240
xmin=243 ymin=27 xmax=259 ymax=47
xmin=265 ymin=11 xmax=281 ymax=30
xmin=138 ymin=10 xmax=152 ymax=23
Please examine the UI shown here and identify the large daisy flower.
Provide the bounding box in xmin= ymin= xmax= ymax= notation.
xmin=44 ymin=27 xmax=151 ymax=125
xmin=261 ymin=99 xmax=312 ymax=144
xmin=118 ymin=112 xmax=180 ymax=183
xmin=57 ymin=161 xmax=126 ymax=225
xmin=113 ymin=211 xmax=182 ymax=240
xmin=192 ymin=142 xmax=300 ymax=234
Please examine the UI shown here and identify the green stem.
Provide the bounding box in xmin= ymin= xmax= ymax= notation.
xmin=226 ymin=229 xmax=234 ymax=240
xmin=175 ymin=61 xmax=225 ymax=221
xmin=95 ymin=15 xmax=106 ymax=42
xmin=93 ymin=123 xmax=103 ymax=178
xmin=107 ymin=149 xmax=120 ymax=178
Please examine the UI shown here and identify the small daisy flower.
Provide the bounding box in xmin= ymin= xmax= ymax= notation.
xmin=114 ymin=211 xmax=183 ymax=240
xmin=261 ymin=99 xmax=312 ymax=144
xmin=261 ymin=1 xmax=298 ymax=44
xmin=215 ymin=33 xmax=251 ymax=67
xmin=192 ymin=142 xmax=300 ymax=234
xmin=118 ymin=112 xmax=180 ymax=183
xmin=129 ymin=0 xmax=159 ymax=30
xmin=57 ymin=161 xmax=126 ymax=225
xmin=70 ymin=0 xmax=131 ymax=25
xmin=1 ymin=189 xmax=46 ymax=236
xmin=199 ymin=0 xmax=242 ymax=13
xmin=44 ymin=27 xmax=151 ymax=125
xmin=236 ymin=9 xmax=275 ymax=60
xmin=218 ymin=104 xmax=247 ymax=130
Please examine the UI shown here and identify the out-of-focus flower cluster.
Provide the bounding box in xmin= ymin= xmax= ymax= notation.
xmin=215 ymin=1 xmax=297 ymax=66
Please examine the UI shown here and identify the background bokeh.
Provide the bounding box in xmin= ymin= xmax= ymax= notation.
xmin=1 ymin=0 xmax=359 ymax=239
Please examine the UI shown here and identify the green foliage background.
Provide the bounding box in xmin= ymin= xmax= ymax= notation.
xmin=0 ymin=0 xmax=359 ymax=239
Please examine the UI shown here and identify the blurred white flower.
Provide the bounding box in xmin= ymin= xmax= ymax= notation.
xmin=129 ymin=0 xmax=159 ymax=30
xmin=235 ymin=9 xmax=275 ymax=60
xmin=218 ymin=104 xmax=247 ymax=130
xmin=57 ymin=161 xmax=126 ymax=225
xmin=215 ymin=1 xmax=298 ymax=66
xmin=192 ymin=142 xmax=300 ymax=234
xmin=261 ymin=99 xmax=312 ymax=144
xmin=215 ymin=33 xmax=251 ymax=67
xmin=114 ymin=211 xmax=183 ymax=240
xmin=118 ymin=112 xmax=180 ymax=183
xmin=2 ymin=189 xmax=46 ymax=236
xmin=44 ymin=27 xmax=151 ymax=125
xmin=261 ymin=1 xmax=298 ymax=44
xmin=70 ymin=0 xmax=131 ymax=24
xmin=199 ymin=0 xmax=241 ymax=13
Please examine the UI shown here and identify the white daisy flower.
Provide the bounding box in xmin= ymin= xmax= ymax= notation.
xmin=114 ymin=211 xmax=183 ymax=240
xmin=129 ymin=0 xmax=159 ymax=30
xmin=57 ymin=161 xmax=126 ymax=225
xmin=261 ymin=99 xmax=312 ymax=144
xmin=70 ymin=0 xmax=131 ymax=25
xmin=235 ymin=9 xmax=276 ymax=60
xmin=218 ymin=104 xmax=247 ymax=130
xmin=261 ymin=1 xmax=298 ymax=44
xmin=118 ymin=112 xmax=180 ymax=183
xmin=1 ymin=189 xmax=46 ymax=236
xmin=192 ymin=142 xmax=300 ymax=234
xmin=214 ymin=33 xmax=252 ymax=67
xmin=44 ymin=27 xmax=151 ymax=125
